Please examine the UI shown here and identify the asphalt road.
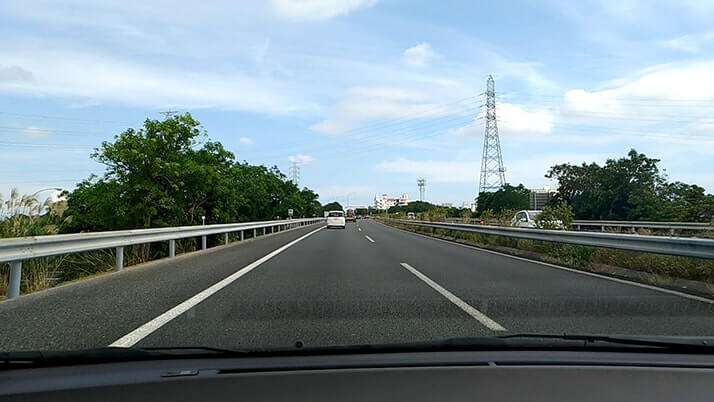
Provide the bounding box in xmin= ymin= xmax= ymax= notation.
xmin=1 ymin=219 xmax=713 ymax=352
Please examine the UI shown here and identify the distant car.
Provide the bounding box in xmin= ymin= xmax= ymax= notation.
xmin=511 ymin=210 xmax=564 ymax=229
xmin=511 ymin=210 xmax=541 ymax=228
xmin=345 ymin=209 xmax=357 ymax=222
xmin=364 ymin=214 xmax=370 ymax=219
xmin=407 ymin=212 xmax=416 ymax=219
xmin=326 ymin=210 xmax=346 ymax=229
xmin=356 ymin=214 xmax=362 ymax=220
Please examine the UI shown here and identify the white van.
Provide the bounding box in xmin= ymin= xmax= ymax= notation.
xmin=326 ymin=210 xmax=346 ymax=229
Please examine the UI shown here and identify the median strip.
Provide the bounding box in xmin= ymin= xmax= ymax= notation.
xmin=109 ymin=226 xmax=325 ymax=347
xmin=399 ymin=262 xmax=506 ymax=331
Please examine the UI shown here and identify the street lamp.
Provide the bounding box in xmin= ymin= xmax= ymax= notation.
xmin=201 ymin=215 xmax=206 ymax=226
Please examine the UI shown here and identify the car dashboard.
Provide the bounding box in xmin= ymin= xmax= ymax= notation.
xmin=2 ymin=349 xmax=713 ymax=401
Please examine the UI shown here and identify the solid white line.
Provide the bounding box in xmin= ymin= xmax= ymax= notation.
xmin=382 ymin=222 xmax=714 ymax=305
xmin=109 ymin=226 xmax=325 ymax=347
xmin=399 ymin=262 xmax=506 ymax=331
xmin=364 ymin=235 xmax=375 ymax=243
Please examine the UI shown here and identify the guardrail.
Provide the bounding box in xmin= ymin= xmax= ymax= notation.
xmin=443 ymin=217 xmax=713 ymax=233
xmin=0 ymin=218 xmax=324 ymax=299
xmin=572 ymin=220 xmax=713 ymax=233
xmin=383 ymin=218 xmax=714 ymax=260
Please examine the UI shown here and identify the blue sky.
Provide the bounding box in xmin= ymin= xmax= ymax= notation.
xmin=2 ymin=0 xmax=714 ymax=207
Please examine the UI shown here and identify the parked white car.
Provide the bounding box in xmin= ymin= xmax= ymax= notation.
xmin=326 ymin=210 xmax=346 ymax=229
xmin=511 ymin=210 xmax=564 ymax=229
xmin=511 ymin=210 xmax=542 ymax=228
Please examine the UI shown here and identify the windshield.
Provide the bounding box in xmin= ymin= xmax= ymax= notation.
xmin=1 ymin=0 xmax=713 ymax=356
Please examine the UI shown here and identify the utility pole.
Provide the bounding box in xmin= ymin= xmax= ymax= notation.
xmin=289 ymin=161 xmax=300 ymax=187
xmin=478 ymin=75 xmax=506 ymax=196
xmin=160 ymin=110 xmax=179 ymax=119
xmin=417 ymin=178 xmax=426 ymax=202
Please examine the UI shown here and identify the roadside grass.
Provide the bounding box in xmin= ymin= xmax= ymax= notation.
xmin=385 ymin=221 xmax=714 ymax=288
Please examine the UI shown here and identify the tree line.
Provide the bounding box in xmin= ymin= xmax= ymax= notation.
xmin=472 ymin=149 xmax=714 ymax=222
xmin=61 ymin=113 xmax=324 ymax=233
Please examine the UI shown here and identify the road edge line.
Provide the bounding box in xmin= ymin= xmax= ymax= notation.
xmin=109 ymin=226 xmax=325 ymax=347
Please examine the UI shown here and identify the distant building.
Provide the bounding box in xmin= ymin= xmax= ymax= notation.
xmin=441 ymin=202 xmax=453 ymax=208
xmin=374 ymin=193 xmax=411 ymax=209
xmin=530 ymin=187 xmax=557 ymax=210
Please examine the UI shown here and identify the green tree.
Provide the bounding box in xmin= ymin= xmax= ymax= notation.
xmin=546 ymin=149 xmax=714 ymax=222
xmin=534 ymin=201 xmax=574 ymax=229
xmin=322 ymin=201 xmax=344 ymax=212
xmin=62 ymin=113 xmax=320 ymax=232
xmin=476 ymin=184 xmax=529 ymax=215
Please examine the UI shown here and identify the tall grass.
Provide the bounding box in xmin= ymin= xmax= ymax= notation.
xmin=0 ymin=188 xmax=210 ymax=299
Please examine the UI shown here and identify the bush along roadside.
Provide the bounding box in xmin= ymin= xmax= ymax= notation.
xmin=382 ymin=220 xmax=714 ymax=298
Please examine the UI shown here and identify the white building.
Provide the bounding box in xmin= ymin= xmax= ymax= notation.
xmin=374 ymin=193 xmax=411 ymax=210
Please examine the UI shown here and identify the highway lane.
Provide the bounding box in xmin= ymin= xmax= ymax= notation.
xmin=136 ymin=221 xmax=490 ymax=350
xmin=0 ymin=224 xmax=323 ymax=351
xmin=1 ymin=219 xmax=713 ymax=352
xmin=361 ymin=220 xmax=714 ymax=336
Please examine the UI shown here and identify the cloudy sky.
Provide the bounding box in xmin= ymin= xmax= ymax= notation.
xmin=1 ymin=0 xmax=714 ymax=206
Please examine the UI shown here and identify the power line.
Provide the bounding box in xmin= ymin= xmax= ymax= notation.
xmin=160 ymin=110 xmax=179 ymax=119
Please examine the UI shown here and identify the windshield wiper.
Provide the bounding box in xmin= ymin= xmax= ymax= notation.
xmin=0 ymin=346 xmax=252 ymax=369
xmin=497 ymin=333 xmax=714 ymax=352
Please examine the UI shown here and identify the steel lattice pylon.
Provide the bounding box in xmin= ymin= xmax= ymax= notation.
xmin=478 ymin=75 xmax=506 ymax=195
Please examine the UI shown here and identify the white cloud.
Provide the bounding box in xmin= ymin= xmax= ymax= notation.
xmin=0 ymin=65 xmax=33 ymax=82
xmin=559 ymin=61 xmax=714 ymax=131
xmin=377 ymin=152 xmax=610 ymax=186
xmin=239 ymin=137 xmax=254 ymax=145
xmin=402 ymin=43 xmax=437 ymax=67
xmin=23 ymin=126 xmax=52 ymax=138
xmin=0 ymin=47 xmax=318 ymax=115
xmin=450 ymin=103 xmax=554 ymax=137
xmin=288 ymin=154 xmax=314 ymax=164
xmin=660 ymin=31 xmax=714 ymax=53
xmin=270 ymin=0 xmax=379 ymax=21
xmin=310 ymin=85 xmax=470 ymax=135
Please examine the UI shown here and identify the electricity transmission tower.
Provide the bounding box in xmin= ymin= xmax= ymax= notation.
xmin=289 ymin=162 xmax=300 ymax=187
xmin=478 ymin=75 xmax=506 ymax=195
xmin=417 ymin=178 xmax=426 ymax=202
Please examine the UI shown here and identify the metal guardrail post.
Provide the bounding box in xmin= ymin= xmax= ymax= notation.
xmin=224 ymin=233 xmax=229 ymax=245
xmin=240 ymin=230 xmax=244 ymax=241
xmin=254 ymin=228 xmax=257 ymax=238
xmin=8 ymin=261 xmax=22 ymax=299
xmin=201 ymin=236 xmax=207 ymax=250
xmin=169 ymin=239 xmax=175 ymax=257
xmin=115 ymin=247 xmax=124 ymax=272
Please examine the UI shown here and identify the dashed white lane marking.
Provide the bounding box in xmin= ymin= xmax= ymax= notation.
xmin=110 ymin=226 xmax=325 ymax=347
xmin=399 ymin=262 xmax=506 ymax=331
xmin=364 ymin=235 xmax=375 ymax=243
